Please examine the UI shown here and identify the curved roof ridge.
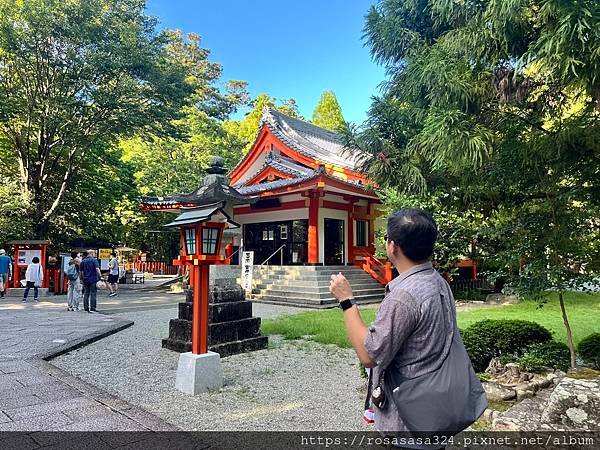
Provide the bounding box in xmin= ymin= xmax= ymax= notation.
xmin=263 ymin=108 xmax=359 ymax=170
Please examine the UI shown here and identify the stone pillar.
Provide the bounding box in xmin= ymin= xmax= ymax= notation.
xmin=162 ymin=281 xmax=268 ymax=357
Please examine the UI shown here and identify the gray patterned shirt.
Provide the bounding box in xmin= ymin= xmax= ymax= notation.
xmin=363 ymin=261 xmax=456 ymax=434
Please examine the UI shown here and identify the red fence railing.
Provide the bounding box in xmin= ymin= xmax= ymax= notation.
xmin=353 ymin=248 xmax=393 ymax=285
xmin=124 ymin=261 xmax=178 ymax=275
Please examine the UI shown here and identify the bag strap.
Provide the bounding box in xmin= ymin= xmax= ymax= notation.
xmin=364 ymin=368 xmax=373 ymax=410
xmin=379 ymin=266 xmax=432 ymax=375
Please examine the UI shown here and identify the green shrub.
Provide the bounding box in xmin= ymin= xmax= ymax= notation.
xmin=477 ymin=373 xmax=490 ymax=382
xmin=518 ymin=341 xmax=570 ymax=373
xmin=461 ymin=319 xmax=553 ymax=372
xmin=578 ymin=333 xmax=600 ymax=369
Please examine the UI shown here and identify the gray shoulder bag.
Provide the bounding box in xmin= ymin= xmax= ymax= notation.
xmin=383 ymin=282 xmax=488 ymax=433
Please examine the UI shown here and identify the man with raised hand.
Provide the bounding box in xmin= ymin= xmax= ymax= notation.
xmin=330 ymin=209 xmax=483 ymax=448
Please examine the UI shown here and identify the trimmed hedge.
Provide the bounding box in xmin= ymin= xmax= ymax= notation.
xmin=518 ymin=341 xmax=571 ymax=373
xmin=578 ymin=333 xmax=600 ymax=369
xmin=461 ymin=319 xmax=553 ymax=372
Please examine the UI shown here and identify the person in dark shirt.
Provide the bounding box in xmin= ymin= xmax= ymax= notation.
xmin=80 ymin=249 xmax=102 ymax=312
xmin=0 ymin=249 xmax=12 ymax=298
xmin=330 ymin=209 xmax=459 ymax=448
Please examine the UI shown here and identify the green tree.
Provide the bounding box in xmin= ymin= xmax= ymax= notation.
xmin=312 ymin=90 xmax=347 ymax=132
xmin=357 ymin=0 xmax=600 ymax=368
xmin=223 ymin=93 xmax=302 ymax=154
xmin=0 ymin=0 xmax=194 ymax=238
xmin=120 ymin=31 xmax=247 ymax=195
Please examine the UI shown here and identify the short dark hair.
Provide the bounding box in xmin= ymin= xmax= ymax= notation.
xmin=32 ymin=256 xmax=40 ymax=264
xmin=111 ymin=251 xmax=117 ymax=257
xmin=387 ymin=208 xmax=437 ymax=262
xmin=71 ymin=252 xmax=78 ymax=258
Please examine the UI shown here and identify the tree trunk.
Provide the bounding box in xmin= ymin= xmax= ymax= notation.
xmin=33 ymin=219 xmax=50 ymax=240
xmin=558 ymin=290 xmax=577 ymax=370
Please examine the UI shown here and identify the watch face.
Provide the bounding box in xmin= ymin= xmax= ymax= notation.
xmin=340 ymin=299 xmax=353 ymax=310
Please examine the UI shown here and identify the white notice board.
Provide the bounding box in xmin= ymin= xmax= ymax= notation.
xmin=241 ymin=251 xmax=254 ymax=293
xmin=17 ymin=249 xmax=42 ymax=265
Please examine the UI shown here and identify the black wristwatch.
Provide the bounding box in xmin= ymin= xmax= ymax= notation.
xmin=339 ymin=298 xmax=354 ymax=311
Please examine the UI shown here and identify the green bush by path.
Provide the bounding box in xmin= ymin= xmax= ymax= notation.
xmin=518 ymin=341 xmax=571 ymax=373
xmin=457 ymin=292 xmax=600 ymax=347
xmin=461 ymin=320 xmax=553 ymax=372
xmin=261 ymin=292 xmax=600 ymax=350
xmin=578 ymin=333 xmax=600 ymax=369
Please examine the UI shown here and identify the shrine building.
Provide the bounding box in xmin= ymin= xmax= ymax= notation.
xmin=141 ymin=108 xmax=381 ymax=266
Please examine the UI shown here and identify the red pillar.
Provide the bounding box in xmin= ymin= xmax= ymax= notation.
xmin=12 ymin=244 xmax=19 ymax=288
xmin=192 ymin=264 xmax=210 ymax=355
xmin=347 ymin=208 xmax=354 ymax=264
xmin=367 ymin=202 xmax=376 ymax=254
xmin=308 ymin=192 xmax=319 ymax=264
xmin=41 ymin=244 xmax=48 ymax=288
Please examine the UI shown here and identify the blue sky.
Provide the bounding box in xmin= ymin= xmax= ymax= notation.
xmin=145 ymin=0 xmax=386 ymax=124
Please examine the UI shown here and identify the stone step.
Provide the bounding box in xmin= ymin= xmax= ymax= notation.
xmin=184 ymin=285 xmax=248 ymax=304
xmin=178 ymin=300 xmax=253 ymax=323
xmin=253 ymin=279 xmax=382 ymax=290
xmin=265 ymin=278 xmax=385 ymax=289
xmin=254 ymin=287 xmax=384 ymax=299
xmin=252 ymin=266 xmax=368 ymax=274
xmin=166 ymin=316 xmax=262 ymax=346
xmin=210 ymin=336 xmax=268 ymax=357
xmin=251 ymin=294 xmax=383 ymax=309
xmin=161 ymin=335 xmax=268 ymax=357
xmin=3 ymin=288 xmax=52 ymax=297
xmin=250 ymin=298 xmax=334 ymax=309
xmin=251 ymin=292 xmax=384 ymax=308
xmin=248 ymin=273 xmax=378 ymax=283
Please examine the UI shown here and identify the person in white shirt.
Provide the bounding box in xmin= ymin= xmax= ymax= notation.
xmin=66 ymin=252 xmax=82 ymax=311
xmin=23 ymin=257 xmax=43 ymax=303
xmin=107 ymin=252 xmax=119 ymax=297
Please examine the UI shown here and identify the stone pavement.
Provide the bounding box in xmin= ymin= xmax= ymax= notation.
xmin=0 ymin=303 xmax=180 ymax=434
xmin=0 ymin=284 xmax=185 ymax=315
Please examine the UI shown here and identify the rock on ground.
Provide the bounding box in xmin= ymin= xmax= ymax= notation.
xmin=540 ymin=377 xmax=600 ymax=430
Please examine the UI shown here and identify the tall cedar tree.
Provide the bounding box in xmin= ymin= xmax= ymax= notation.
xmin=311 ymin=90 xmax=347 ymax=132
xmin=353 ymin=0 xmax=600 ymax=368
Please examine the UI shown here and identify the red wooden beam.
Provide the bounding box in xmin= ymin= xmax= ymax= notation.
xmin=233 ymin=199 xmax=308 ymax=215
xmin=322 ymin=200 xmax=351 ymax=211
xmin=244 ymin=165 xmax=295 ymax=186
xmin=308 ymin=191 xmax=320 ymax=264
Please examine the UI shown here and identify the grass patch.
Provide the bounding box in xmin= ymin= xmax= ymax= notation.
xmin=567 ymin=368 xmax=600 ymax=380
xmin=487 ymin=400 xmax=514 ymax=413
xmin=458 ymin=292 xmax=600 ymax=346
xmin=261 ymin=292 xmax=600 ymax=348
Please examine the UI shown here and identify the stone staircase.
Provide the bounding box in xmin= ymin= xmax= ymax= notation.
xmin=246 ymin=265 xmax=386 ymax=309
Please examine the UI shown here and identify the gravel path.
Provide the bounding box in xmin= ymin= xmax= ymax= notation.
xmin=52 ymin=304 xmax=370 ymax=431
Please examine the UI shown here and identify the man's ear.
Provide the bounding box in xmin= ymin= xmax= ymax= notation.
xmin=392 ymin=242 xmax=404 ymax=259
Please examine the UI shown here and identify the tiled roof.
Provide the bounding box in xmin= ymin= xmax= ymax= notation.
xmin=262 ymin=108 xmax=362 ymax=170
xmin=140 ymin=182 xmax=249 ymax=207
xmin=237 ymin=169 xmax=377 ymax=197
xmin=230 ymin=108 xmax=365 ymax=178
xmin=266 ymin=152 xmax=314 ymax=177
xmin=237 ymin=174 xmax=316 ymax=195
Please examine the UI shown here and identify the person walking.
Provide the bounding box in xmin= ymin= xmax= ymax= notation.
xmin=65 ymin=252 xmax=82 ymax=311
xmin=329 ymin=209 xmax=486 ymax=447
xmin=23 ymin=256 xmax=43 ymax=303
xmin=0 ymin=249 xmax=11 ymax=298
xmin=80 ymin=249 xmax=101 ymax=313
xmin=107 ymin=251 xmax=119 ymax=297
